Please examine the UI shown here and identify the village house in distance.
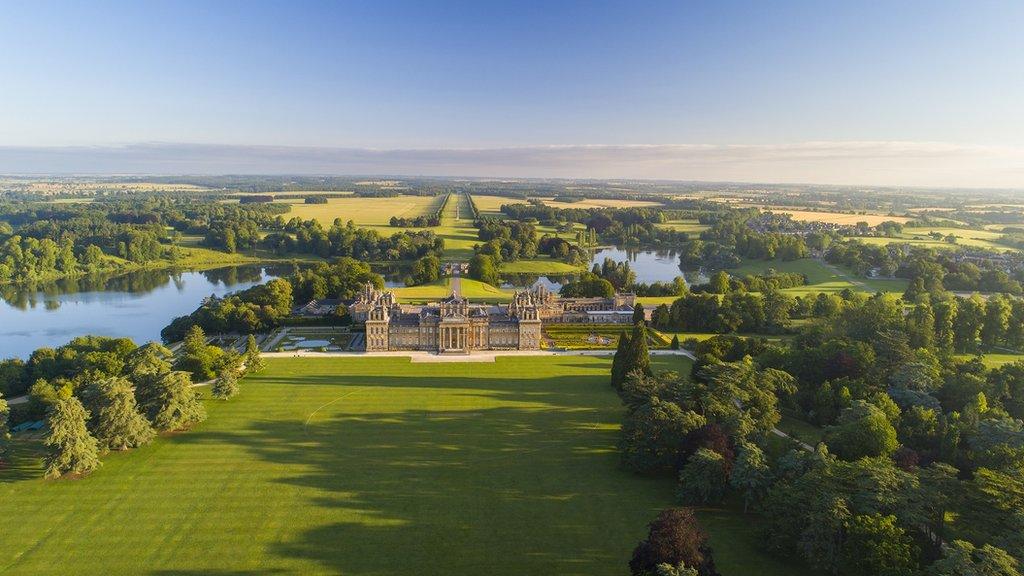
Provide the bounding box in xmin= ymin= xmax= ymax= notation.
xmin=341 ymin=283 xmax=637 ymax=354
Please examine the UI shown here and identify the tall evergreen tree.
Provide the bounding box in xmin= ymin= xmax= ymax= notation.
xmin=633 ymin=303 xmax=646 ymax=325
xmin=626 ymin=322 xmax=653 ymax=380
xmin=44 ymin=395 xmax=101 ymax=478
xmin=670 ymin=335 xmax=681 ymax=350
xmin=91 ymin=377 xmax=154 ymax=451
xmin=138 ymin=371 xmax=207 ymax=432
xmin=244 ymin=334 xmax=265 ymax=373
xmin=0 ymin=392 xmax=9 ymax=462
xmin=212 ymin=369 xmax=239 ymax=400
xmin=611 ymin=330 xmax=633 ymax=390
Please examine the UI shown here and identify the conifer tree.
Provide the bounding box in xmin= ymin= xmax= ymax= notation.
xmin=244 ymin=334 xmax=265 ymax=373
xmin=626 ymin=322 xmax=653 ymax=379
xmin=670 ymin=335 xmax=680 ymax=350
xmin=0 ymin=392 xmax=9 ymax=462
xmin=212 ymin=369 xmax=239 ymax=400
xmin=183 ymin=325 xmax=206 ymax=355
xmin=91 ymin=377 xmax=154 ymax=451
xmin=138 ymin=371 xmax=207 ymax=432
xmin=44 ymin=395 xmax=101 ymax=478
xmin=611 ymin=330 xmax=633 ymax=389
xmin=633 ymin=303 xmax=646 ymax=325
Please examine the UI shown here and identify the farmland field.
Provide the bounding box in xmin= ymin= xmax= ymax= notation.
xmin=761 ymin=208 xmax=910 ymax=226
xmin=541 ymin=198 xmax=663 ymax=209
xmin=470 ymin=194 xmax=527 ymax=217
xmin=854 ymin=226 xmax=1010 ymax=252
xmin=279 ymin=194 xmax=444 ymax=228
xmin=0 ymin=356 xmax=802 ymax=576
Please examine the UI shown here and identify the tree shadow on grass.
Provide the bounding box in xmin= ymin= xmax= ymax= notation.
xmin=164 ymin=370 xmax=673 ymax=576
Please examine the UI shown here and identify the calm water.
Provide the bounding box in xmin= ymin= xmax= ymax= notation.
xmin=0 ymin=265 xmax=288 ymax=358
xmin=501 ymin=246 xmax=700 ymax=292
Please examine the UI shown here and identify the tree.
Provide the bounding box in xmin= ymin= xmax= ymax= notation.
xmin=933 ymin=297 xmax=957 ymax=354
xmin=652 ymin=304 xmax=672 ymax=329
xmin=0 ymin=392 xmax=9 ymax=462
xmin=212 ymin=369 xmax=239 ymax=400
xmin=905 ymin=302 xmax=935 ymax=350
xmin=630 ymin=508 xmax=719 ymax=576
xmin=468 ymin=254 xmax=501 ymax=286
xmin=981 ymin=295 xmax=1011 ymax=348
xmin=708 ymin=271 xmax=730 ymax=294
xmin=620 ymin=398 xmax=706 ymax=472
xmin=931 ymin=540 xmax=1021 ymax=576
xmin=824 ymin=401 xmax=898 ymax=460
xmin=678 ymin=448 xmax=728 ymax=504
xmin=43 ymin=395 xmax=100 ymax=478
xmin=244 ymin=334 xmax=265 ymax=373
xmin=137 ymin=370 xmax=207 ymax=432
xmin=634 ymin=303 xmax=646 ymax=325
xmin=730 ymin=441 xmax=771 ymax=512
xmin=842 ymin=513 xmax=918 ymax=576
xmin=953 ymin=296 xmax=985 ymax=352
xmin=623 ymin=322 xmax=653 ymax=381
xmin=670 ymin=335 xmax=681 ymax=350
xmin=611 ymin=330 xmax=633 ymax=390
xmin=90 ymin=377 xmax=154 ymax=451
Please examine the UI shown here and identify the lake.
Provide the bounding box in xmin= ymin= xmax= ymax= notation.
xmin=502 ymin=246 xmax=701 ymax=291
xmin=0 ymin=265 xmax=289 ymax=359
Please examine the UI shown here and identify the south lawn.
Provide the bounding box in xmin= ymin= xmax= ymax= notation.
xmin=0 ymin=356 xmax=802 ymax=576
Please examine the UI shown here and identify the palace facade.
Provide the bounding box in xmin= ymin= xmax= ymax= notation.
xmin=348 ymin=283 xmax=636 ymax=354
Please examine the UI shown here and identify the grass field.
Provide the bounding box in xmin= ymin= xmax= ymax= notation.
xmin=728 ymin=258 xmax=908 ymax=296
xmin=389 ymin=277 xmax=513 ymax=302
xmin=954 ymin=351 xmax=1024 ymax=368
xmin=0 ymin=356 xmax=802 ymax=576
xmin=470 ymin=194 xmax=528 ymax=217
xmin=765 ymin=209 xmax=910 ymax=226
xmin=280 ymin=195 xmax=444 ymax=228
xmin=854 ymin=226 xmax=1010 ymax=252
xmin=541 ymin=198 xmax=663 ymax=209
xmin=656 ymin=219 xmax=710 ymax=234
xmin=498 ymin=259 xmax=584 ymax=274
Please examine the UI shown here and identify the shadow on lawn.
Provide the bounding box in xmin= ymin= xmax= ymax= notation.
xmin=164 ymin=369 xmax=672 ymax=576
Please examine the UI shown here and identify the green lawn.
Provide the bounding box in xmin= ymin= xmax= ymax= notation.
xmin=390 ymin=277 xmax=513 ymax=303
xmin=854 ymin=226 xmax=1011 ymax=252
xmin=0 ymin=356 xmax=802 ymax=576
xmin=499 ymin=259 xmax=584 ymax=274
xmin=954 ymin=351 xmax=1024 ymax=368
xmin=728 ymin=258 xmax=908 ymax=296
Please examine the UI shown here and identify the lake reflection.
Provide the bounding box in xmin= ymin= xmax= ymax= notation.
xmin=501 ymin=246 xmax=695 ymax=292
xmin=0 ymin=265 xmax=289 ymax=358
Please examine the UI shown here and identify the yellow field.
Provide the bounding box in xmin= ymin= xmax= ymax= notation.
xmin=280 ymin=195 xmax=444 ymax=227
xmin=766 ymin=209 xmax=910 ymax=226
xmin=471 ymin=194 xmax=528 ymax=217
xmin=856 ymin=226 xmax=1010 ymax=251
xmin=541 ymin=198 xmax=663 ymax=209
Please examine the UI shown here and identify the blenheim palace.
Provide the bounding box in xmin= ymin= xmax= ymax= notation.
xmin=348 ymin=283 xmax=636 ymax=354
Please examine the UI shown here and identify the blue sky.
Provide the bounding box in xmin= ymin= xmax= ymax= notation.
xmin=2 ymin=1 xmax=1024 ymax=185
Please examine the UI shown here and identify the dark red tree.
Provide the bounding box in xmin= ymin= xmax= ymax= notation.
xmin=629 ymin=508 xmax=721 ymax=576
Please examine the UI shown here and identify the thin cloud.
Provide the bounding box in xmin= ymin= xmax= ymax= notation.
xmin=0 ymin=141 xmax=1022 ymax=188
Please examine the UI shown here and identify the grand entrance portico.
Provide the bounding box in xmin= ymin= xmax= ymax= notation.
xmin=438 ymin=323 xmax=469 ymax=353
